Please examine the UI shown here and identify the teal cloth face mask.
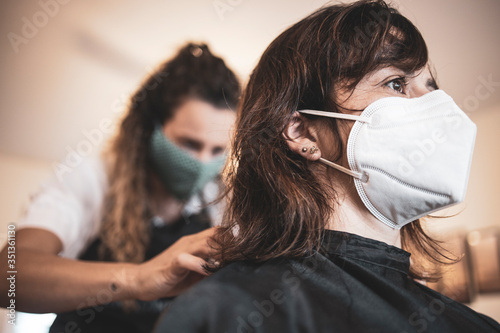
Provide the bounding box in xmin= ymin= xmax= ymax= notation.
xmin=149 ymin=126 xmax=226 ymax=201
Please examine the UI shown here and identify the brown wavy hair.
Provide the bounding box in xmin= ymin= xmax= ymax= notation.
xmin=213 ymin=0 xmax=454 ymax=280
xmin=99 ymin=43 xmax=240 ymax=263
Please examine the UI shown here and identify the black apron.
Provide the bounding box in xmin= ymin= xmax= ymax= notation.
xmin=50 ymin=212 xmax=210 ymax=333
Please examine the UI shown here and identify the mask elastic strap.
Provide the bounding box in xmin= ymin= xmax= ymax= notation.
xmin=318 ymin=157 xmax=367 ymax=181
xmin=298 ymin=109 xmax=371 ymax=124
xmin=298 ymin=109 xmax=369 ymax=182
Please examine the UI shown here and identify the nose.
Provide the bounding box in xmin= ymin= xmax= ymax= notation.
xmin=195 ymin=149 xmax=213 ymax=163
xmin=408 ymin=70 xmax=436 ymax=98
xmin=410 ymin=84 xmax=433 ymax=98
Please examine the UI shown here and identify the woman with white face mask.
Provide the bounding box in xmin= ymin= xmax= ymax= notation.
xmin=155 ymin=1 xmax=499 ymax=332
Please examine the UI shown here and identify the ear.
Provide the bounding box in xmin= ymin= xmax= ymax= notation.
xmin=283 ymin=111 xmax=321 ymax=161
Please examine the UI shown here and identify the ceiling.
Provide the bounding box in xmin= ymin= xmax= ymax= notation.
xmin=0 ymin=0 xmax=499 ymax=162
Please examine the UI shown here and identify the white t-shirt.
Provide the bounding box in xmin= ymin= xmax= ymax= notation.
xmin=17 ymin=156 xmax=221 ymax=259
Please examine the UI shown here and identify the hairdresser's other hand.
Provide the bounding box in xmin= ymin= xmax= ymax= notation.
xmin=130 ymin=227 xmax=216 ymax=301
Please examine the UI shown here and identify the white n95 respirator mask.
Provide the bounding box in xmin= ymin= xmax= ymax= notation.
xmin=299 ymin=89 xmax=477 ymax=229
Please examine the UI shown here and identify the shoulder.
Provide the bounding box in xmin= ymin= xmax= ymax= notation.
xmin=32 ymin=155 xmax=108 ymax=202
xmin=18 ymin=155 xmax=109 ymax=258
xmin=52 ymin=155 xmax=108 ymax=192
xmin=23 ymin=155 xmax=108 ymax=210
xmin=176 ymin=259 xmax=296 ymax=301
xmin=168 ymin=254 xmax=332 ymax=305
xmin=154 ymin=258 xmax=322 ymax=333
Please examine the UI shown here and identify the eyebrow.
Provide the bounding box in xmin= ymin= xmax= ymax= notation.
xmin=179 ymin=137 xmax=227 ymax=152
xmin=179 ymin=137 xmax=204 ymax=150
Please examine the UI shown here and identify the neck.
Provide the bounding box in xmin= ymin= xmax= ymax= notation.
xmin=326 ymin=177 xmax=401 ymax=248
xmin=149 ymin=174 xmax=185 ymax=224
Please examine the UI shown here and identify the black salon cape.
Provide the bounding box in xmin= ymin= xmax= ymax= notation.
xmin=155 ymin=230 xmax=500 ymax=333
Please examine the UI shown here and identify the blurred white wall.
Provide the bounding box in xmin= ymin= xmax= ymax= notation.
xmin=0 ymin=0 xmax=499 ymax=332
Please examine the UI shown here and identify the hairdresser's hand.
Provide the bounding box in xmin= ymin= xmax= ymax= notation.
xmin=130 ymin=227 xmax=216 ymax=301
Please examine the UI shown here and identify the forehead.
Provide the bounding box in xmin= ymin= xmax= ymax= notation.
xmin=163 ymin=99 xmax=235 ymax=146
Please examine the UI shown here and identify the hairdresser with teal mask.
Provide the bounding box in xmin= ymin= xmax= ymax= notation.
xmin=0 ymin=43 xmax=240 ymax=333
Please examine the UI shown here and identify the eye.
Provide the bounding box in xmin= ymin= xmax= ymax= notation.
xmin=212 ymin=147 xmax=224 ymax=156
xmin=386 ymin=77 xmax=407 ymax=94
xmin=179 ymin=139 xmax=202 ymax=152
